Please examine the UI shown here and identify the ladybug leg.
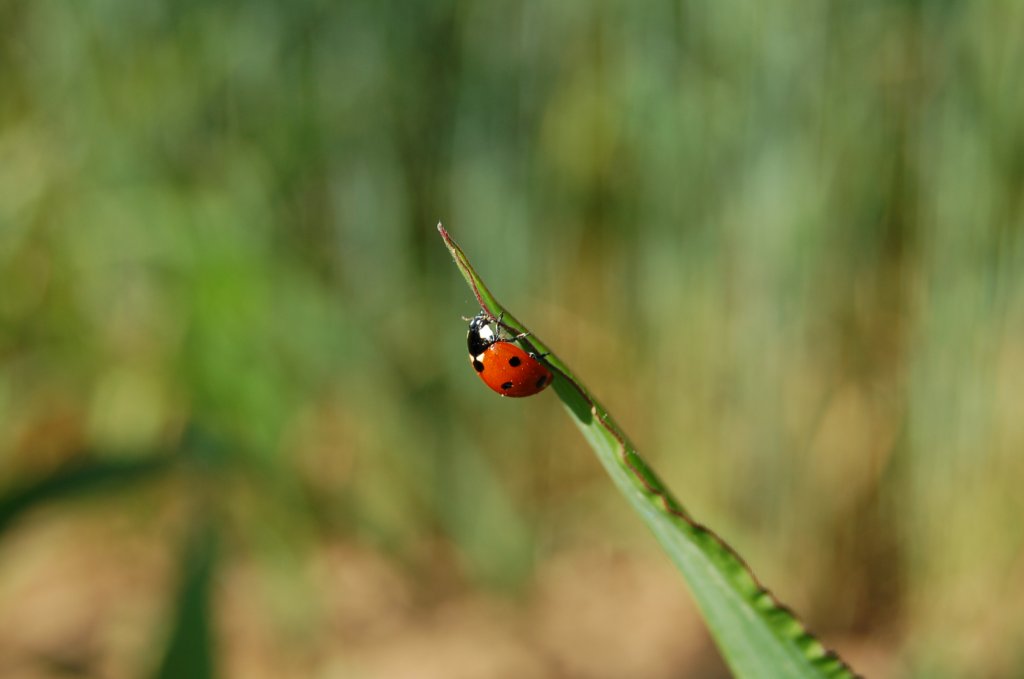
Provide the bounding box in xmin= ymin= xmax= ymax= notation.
xmin=508 ymin=323 xmax=532 ymax=342
xmin=494 ymin=311 xmax=524 ymax=342
xmin=491 ymin=312 xmax=536 ymax=347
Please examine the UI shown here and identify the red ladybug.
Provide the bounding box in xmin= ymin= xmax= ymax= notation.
xmin=467 ymin=312 xmax=553 ymax=397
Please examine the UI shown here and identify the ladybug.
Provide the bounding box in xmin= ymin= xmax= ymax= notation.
xmin=467 ymin=311 xmax=553 ymax=397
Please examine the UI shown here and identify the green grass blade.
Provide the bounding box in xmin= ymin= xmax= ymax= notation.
xmin=153 ymin=522 xmax=219 ymax=679
xmin=0 ymin=456 xmax=174 ymax=535
xmin=438 ymin=223 xmax=858 ymax=679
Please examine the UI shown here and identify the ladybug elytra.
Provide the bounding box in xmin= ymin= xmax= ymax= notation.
xmin=466 ymin=312 xmax=553 ymax=397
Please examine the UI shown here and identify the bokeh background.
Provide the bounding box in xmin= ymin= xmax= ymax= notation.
xmin=1 ymin=1 xmax=1023 ymax=677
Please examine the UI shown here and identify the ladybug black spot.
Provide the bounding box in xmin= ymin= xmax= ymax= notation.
xmin=535 ymin=375 xmax=548 ymax=389
xmin=473 ymin=359 xmax=485 ymax=373
xmin=508 ymin=356 xmax=521 ymax=367
xmin=501 ymin=381 xmax=514 ymax=390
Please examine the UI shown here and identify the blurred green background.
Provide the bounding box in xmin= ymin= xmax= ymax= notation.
xmin=1 ymin=1 xmax=1023 ymax=677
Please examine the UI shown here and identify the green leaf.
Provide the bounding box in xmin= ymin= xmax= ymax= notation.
xmin=153 ymin=521 xmax=219 ymax=679
xmin=438 ymin=223 xmax=858 ymax=679
xmin=0 ymin=456 xmax=173 ymax=535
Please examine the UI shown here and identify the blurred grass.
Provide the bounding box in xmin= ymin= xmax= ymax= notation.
xmin=1 ymin=1 xmax=1023 ymax=677
xmin=153 ymin=521 xmax=218 ymax=679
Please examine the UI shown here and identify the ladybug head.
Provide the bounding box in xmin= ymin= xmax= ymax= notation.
xmin=467 ymin=311 xmax=497 ymax=357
